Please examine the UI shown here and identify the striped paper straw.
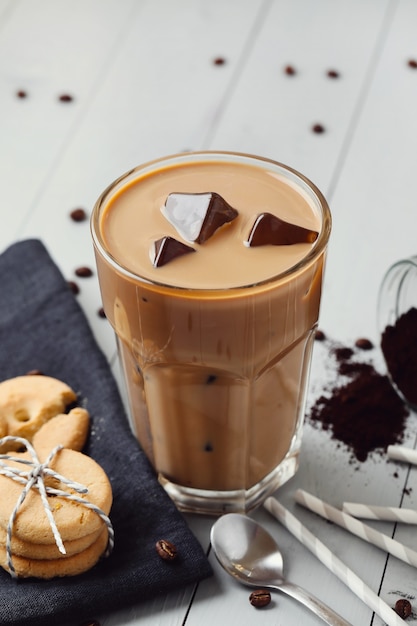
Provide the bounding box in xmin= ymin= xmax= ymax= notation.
xmin=342 ymin=502 xmax=417 ymax=524
xmin=294 ymin=489 xmax=417 ymax=568
xmin=387 ymin=445 xmax=417 ymax=466
xmin=264 ymin=497 xmax=405 ymax=626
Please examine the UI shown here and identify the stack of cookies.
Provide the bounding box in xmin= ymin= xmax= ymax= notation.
xmin=0 ymin=375 xmax=113 ymax=579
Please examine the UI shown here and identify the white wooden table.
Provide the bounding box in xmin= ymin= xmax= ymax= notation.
xmin=1 ymin=1 xmax=417 ymax=624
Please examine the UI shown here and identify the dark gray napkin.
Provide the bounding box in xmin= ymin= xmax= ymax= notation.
xmin=0 ymin=239 xmax=212 ymax=626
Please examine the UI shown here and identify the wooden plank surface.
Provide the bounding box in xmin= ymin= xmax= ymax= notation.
xmin=1 ymin=1 xmax=417 ymax=624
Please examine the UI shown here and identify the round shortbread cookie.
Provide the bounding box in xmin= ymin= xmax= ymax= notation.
xmin=32 ymin=407 xmax=90 ymax=453
xmin=0 ymin=375 xmax=77 ymax=442
xmin=0 ymin=523 xmax=103 ymax=560
xmin=0 ymin=526 xmax=109 ymax=579
xmin=0 ymin=448 xmax=112 ymax=544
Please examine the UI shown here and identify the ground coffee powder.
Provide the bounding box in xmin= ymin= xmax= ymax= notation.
xmin=309 ymin=336 xmax=409 ymax=462
xmin=381 ymin=307 xmax=417 ymax=407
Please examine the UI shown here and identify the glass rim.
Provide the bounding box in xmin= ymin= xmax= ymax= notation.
xmin=91 ymin=150 xmax=332 ymax=293
xmin=377 ymin=254 xmax=417 ymax=329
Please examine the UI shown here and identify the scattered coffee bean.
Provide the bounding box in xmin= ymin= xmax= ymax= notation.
xmin=75 ymin=266 xmax=93 ymax=278
xmin=67 ymin=280 xmax=80 ymax=295
xmin=284 ymin=64 xmax=296 ymax=75
xmin=312 ymin=123 xmax=325 ymax=134
xmin=315 ymin=329 xmax=326 ymax=341
xmin=407 ymin=59 xmax=417 ymax=69
xmin=394 ymin=598 xmax=412 ymax=618
xmin=213 ymin=57 xmax=226 ymax=65
xmin=204 ymin=442 xmax=213 ymax=452
xmin=206 ymin=374 xmax=217 ymax=384
xmin=70 ymin=207 xmax=87 ymax=222
xmin=97 ymin=307 xmax=106 ymax=318
xmin=155 ymin=539 xmax=177 ymax=561
xmin=249 ymin=589 xmax=271 ymax=608
xmin=25 ymin=369 xmax=44 ymax=376
xmin=58 ymin=93 xmax=74 ymax=102
xmin=16 ymin=90 xmax=27 ymax=98
xmin=327 ymin=69 xmax=340 ymax=78
xmin=355 ymin=337 xmax=374 ymax=350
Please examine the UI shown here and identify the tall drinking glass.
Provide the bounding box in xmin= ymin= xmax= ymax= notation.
xmin=91 ymin=151 xmax=331 ymax=514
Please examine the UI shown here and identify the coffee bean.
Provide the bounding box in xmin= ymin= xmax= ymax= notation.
xmin=97 ymin=307 xmax=106 ymax=318
xmin=394 ymin=598 xmax=412 ymax=618
xmin=25 ymin=369 xmax=44 ymax=376
xmin=284 ymin=65 xmax=296 ymax=76
xmin=213 ymin=57 xmax=226 ymax=66
xmin=312 ymin=123 xmax=325 ymax=134
xmin=58 ymin=93 xmax=74 ymax=102
xmin=355 ymin=337 xmax=374 ymax=351
xmin=249 ymin=589 xmax=271 ymax=608
xmin=67 ymin=280 xmax=80 ymax=295
xmin=407 ymin=59 xmax=417 ymax=69
xmin=315 ymin=329 xmax=326 ymax=341
xmin=70 ymin=208 xmax=87 ymax=222
xmin=155 ymin=539 xmax=177 ymax=561
xmin=16 ymin=90 xmax=28 ymax=98
xmin=75 ymin=266 xmax=93 ymax=278
xmin=327 ymin=69 xmax=340 ymax=78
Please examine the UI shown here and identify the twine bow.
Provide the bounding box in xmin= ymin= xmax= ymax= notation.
xmin=0 ymin=436 xmax=114 ymax=578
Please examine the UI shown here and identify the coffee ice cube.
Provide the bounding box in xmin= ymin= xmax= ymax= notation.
xmin=162 ymin=192 xmax=238 ymax=244
xmin=153 ymin=236 xmax=195 ymax=267
xmin=246 ymin=212 xmax=318 ymax=247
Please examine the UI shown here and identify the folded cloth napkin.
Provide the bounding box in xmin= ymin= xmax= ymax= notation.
xmin=0 ymin=239 xmax=212 ymax=626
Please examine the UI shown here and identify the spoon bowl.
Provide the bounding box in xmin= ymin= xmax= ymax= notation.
xmin=211 ymin=513 xmax=353 ymax=626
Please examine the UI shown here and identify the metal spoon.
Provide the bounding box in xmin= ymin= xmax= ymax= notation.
xmin=210 ymin=513 xmax=353 ymax=626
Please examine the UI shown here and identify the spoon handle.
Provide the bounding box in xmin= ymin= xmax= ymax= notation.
xmin=274 ymin=581 xmax=353 ymax=626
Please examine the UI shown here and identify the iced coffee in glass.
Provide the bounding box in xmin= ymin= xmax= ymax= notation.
xmin=91 ymin=151 xmax=331 ymax=514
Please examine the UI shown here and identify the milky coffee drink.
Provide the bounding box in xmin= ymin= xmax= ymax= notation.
xmin=91 ymin=152 xmax=331 ymax=514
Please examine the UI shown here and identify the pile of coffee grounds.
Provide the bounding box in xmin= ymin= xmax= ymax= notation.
xmin=381 ymin=307 xmax=417 ymax=407
xmin=308 ymin=337 xmax=409 ymax=462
